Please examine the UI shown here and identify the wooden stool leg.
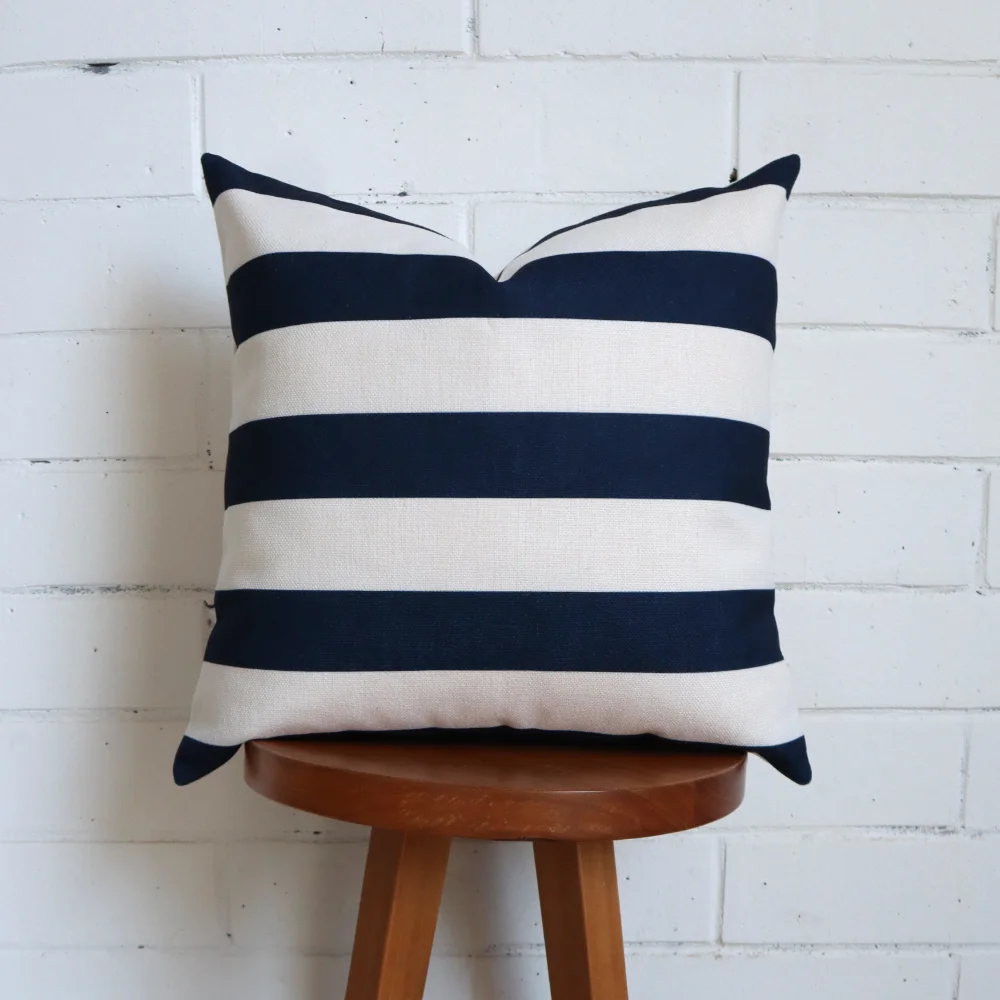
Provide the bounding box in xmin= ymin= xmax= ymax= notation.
xmin=533 ymin=839 xmax=629 ymax=1000
xmin=344 ymin=828 xmax=451 ymax=1000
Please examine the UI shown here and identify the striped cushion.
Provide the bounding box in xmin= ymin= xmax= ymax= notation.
xmin=173 ymin=153 xmax=811 ymax=786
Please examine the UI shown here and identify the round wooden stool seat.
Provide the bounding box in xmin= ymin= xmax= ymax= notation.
xmin=246 ymin=739 xmax=747 ymax=840
xmin=245 ymin=739 xmax=748 ymax=1000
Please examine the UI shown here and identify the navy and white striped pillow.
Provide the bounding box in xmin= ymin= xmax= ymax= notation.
xmin=174 ymin=153 xmax=811 ymax=786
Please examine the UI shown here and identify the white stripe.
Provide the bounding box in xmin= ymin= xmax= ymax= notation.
xmin=230 ymin=317 xmax=772 ymax=431
xmin=214 ymin=188 xmax=473 ymax=280
xmin=499 ymin=184 xmax=788 ymax=281
xmin=185 ymin=661 xmax=802 ymax=749
xmin=218 ymin=498 xmax=772 ymax=592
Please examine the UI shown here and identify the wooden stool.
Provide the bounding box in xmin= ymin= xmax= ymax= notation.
xmin=246 ymin=739 xmax=747 ymax=1000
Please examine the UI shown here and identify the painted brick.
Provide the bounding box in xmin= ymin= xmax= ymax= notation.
xmin=0 ymin=843 xmax=223 ymax=946
xmin=0 ymin=71 xmax=193 ymax=199
xmin=960 ymin=954 xmax=1000 ymax=1000
xmin=0 ymin=594 xmax=205 ymax=709
xmin=627 ymin=951 xmax=955 ymax=1000
xmin=0 ymin=953 xmax=351 ymax=1000
xmin=772 ymin=331 xmax=1000 ymax=457
xmin=0 ymin=1 xmax=465 ymax=65
xmin=965 ymin=716 xmax=1000 ymax=830
xmin=779 ymin=205 xmax=993 ymax=329
xmin=988 ymin=473 xmax=1000 ymax=586
xmin=995 ymin=216 xmax=999 ymax=332
xmin=480 ymin=0 xmax=1000 ymax=61
xmin=0 ymin=330 xmax=203 ymax=459
xmin=228 ymin=837 xmax=717 ymax=952
xmin=724 ymin=836 xmax=1000 ymax=943
xmin=717 ymin=714 xmax=964 ymax=828
xmin=204 ymin=62 xmax=731 ymax=195
xmin=433 ymin=841 xmax=545 ymax=953
xmin=0 ymin=199 xmax=227 ymax=335
xmin=0 ymin=468 xmax=222 ymax=587
xmin=0 ymin=951 xmax=957 ymax=1000
xmin=616 ymin=838 xmax=719 ymax=943
xmin=776 ymin=590 xmax=1000 ymax=709
xmin=438 ymin=837 xmax=722 ymax=950
xmin=0 ymin=719 xmax=365 ymax=841
xmin=472 ymin=199 xmax=622 ymax=278
xmin=226 ymin=841 xmax=366 ymax=951
xmin=770 ymin=462 xmax=981 ymax=585
xmin=741 ymin=70 xmax=1000 ymax=196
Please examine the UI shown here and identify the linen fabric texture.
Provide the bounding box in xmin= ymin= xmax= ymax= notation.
xmin=174 ymin=152 xmax=811 ymax=786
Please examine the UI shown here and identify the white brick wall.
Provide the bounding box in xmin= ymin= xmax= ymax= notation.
xmin=2 ymin=3 xmax=997 ymax=997
xmin=740 ymin=70 xmax=1000 ymax=197
xmin=724 ymin=836 xmax=1000 ymax=944
xmin=203 ymin=62 xmax=732 ymax=195
xmin=0 ymin=71 xmax=196 ymax=200
xmin=478 ymin=0 xmax=1000 ymax=62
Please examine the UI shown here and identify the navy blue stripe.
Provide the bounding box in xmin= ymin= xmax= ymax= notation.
xmin=202 ymin=152 xmax=799 ymax=257
xmin=205 ymin=589 xmax=782 ymax=674
xmin=173 ymin=736 xmax=240 ymax=786
xmin=521 ymin=154 xmax=801 ymax=254
xmin=226 ymin=250 xmax=778 ymax=345
xmin=201 ymin=153 xmax=443 ymax=236
xmin=224 ymin=412 xmax=770 ymax=509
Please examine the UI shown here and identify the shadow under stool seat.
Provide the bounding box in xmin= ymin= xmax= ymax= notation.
xmin=246 ymin=739 xmax=747 ymax=1000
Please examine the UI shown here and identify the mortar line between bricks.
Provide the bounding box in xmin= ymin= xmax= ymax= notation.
xmin=2 ymin=706 xmax=992 ymax=723
xmin=0 ymin=839 xmax=377 ymax=849
xmin=194 ymin=332 xmax=212 ymax=470
xmin=467 ymin=0 xmax=480 ymax=56
xmin=0 ymin=457 xmax=217 ymax=470
xmin=991 ymin=207 xmax=1000 ymax=330
xmin=975 ymin=473 xmax=991 ymax=587
xmin=468 ymin=192 xmax=1000 ymax=207
xmin=0 ymin=942 xmax=995 ymax=957
xmin=193 ymin=69 xmax=206 ymax=181
xmin=462 ymin=197 xmax=476 ymax=255
xmin=5 ymin=324 xmax=1000 ymax=339
xmin=775 ymin=583 xmax=981 ymax=593
xmin=715 ymin=838 xmax=727 ymax=944
xmin=770 ymin=455 xmax=1000 ymax=465
xmin=698 ymin=829 xmax=1000 ymax=842
xmin=618 ymin=943 xmax=1000 ymax=956
xmin=0 ymin=708 xmax=190 ymax=722
xmin=959 ymin=718 xmax=973 ymax=828
xmin=0 ymin=584 xmax=214 ymax=596
xmin=6 ymin=455 xmax=1000 ymax=470
xmin=421 ymin=939 xmax=1000 ymax=956
xmin=730 ymin=69 xmax=740 ymax=180
xmin=0 ymin=192 xmax=204 ymax=206
xmin=776 ymin=325 xmax=1000 ymax=336
xmin=799 ymin=707 xmax=1000 ymax=718
xmin=2 ymin=583 xmax=989 ymax=597
xmin=2 ymin=53 xmax=1000 ymax=72
xmin=0 ymin=327 xmax=217 ymax=338
xmin=774 ymin=321 xmax=1000 ymax=332
xmin=4 ymin=191 xmax=1000 ymax=209
xmin=0 ymin=826 xmax=995 ymax=843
